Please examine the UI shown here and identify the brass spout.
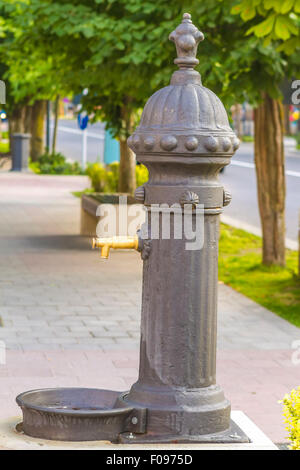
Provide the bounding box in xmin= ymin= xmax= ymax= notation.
xmin=92 ymin=236 xmax=139 ymax=259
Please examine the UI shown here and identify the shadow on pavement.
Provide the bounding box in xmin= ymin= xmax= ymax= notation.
xmin=0 ymin=235 xmax=92 ymax=253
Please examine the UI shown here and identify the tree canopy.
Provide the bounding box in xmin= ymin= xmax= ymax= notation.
xmin=0 ymin=0 xmax=298 ymax=129
xmin=232 ymin=0 xmax=300 ymax=54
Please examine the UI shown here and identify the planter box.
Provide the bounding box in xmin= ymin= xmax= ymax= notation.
xmin=80 ymin=193 xmax=141 ymax=237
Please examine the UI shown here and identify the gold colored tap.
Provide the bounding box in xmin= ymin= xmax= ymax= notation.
xmin=92 ymin=236 xmax=139 ymax=259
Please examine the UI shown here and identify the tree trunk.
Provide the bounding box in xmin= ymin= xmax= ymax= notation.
xmin=30 ymin=100 xmax=46 ymax=161
xmin=234 ymin=103 xmax=243 ymax=138
xmin=118 ymin=138 xmax=136 ymax=194
xmin=8 ymin=104 xmax=31 ymax=153
xmin=254 ymin=92 xmax=286 ymax=267
xmin=118 ymin=102 xmax=136 ymax=194
xmin=24 ymin=106 xmax=32 ymax=134
xmin=9 ymin=105 xmax=25 ymax=151
xmin=45 ymin=101 xmax=51 ymax=151
xmin=52 ymin=95 xmax=60 ymax=154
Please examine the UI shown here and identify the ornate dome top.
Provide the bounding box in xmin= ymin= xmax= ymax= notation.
xmin=128 ymin=13 xmax=239 ymax=155
xmin=138 ymin=84 xmax=231 ymax=132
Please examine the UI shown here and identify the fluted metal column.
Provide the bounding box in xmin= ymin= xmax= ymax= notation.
xmin=119 ymin=173 xmax=231 ymax=440
xmin=117 ymin=13 xmax=246 ymax=443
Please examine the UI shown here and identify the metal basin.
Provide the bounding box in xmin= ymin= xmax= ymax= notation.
xmin=16 ymin=388 xmax=142 ymax=442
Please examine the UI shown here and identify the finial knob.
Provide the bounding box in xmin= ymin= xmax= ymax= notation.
xmin=169 ymin=13 xmax=204 ymax=69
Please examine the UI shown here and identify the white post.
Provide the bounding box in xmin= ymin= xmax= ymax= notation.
xmin=82 ymin=128 xmax=87 ymax=170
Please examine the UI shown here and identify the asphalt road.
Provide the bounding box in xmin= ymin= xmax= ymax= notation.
xmin=53 ymin=119 xmax=300 ymax=244
xmin=50 ymin=119 xmax=106 ymax=165
xmin=221 ymin=142 xmax=300 ymax=245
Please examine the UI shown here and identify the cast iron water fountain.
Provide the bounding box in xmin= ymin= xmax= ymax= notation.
xmin=16 ymin=14 xmax=248 ymax=444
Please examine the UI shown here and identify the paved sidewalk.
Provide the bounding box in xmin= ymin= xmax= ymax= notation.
xmin=0 ymin=172 xmax=299 ymax=444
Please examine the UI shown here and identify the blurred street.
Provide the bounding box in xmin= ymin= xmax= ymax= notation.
xmin=50 ymin=119 xmax=105 ymax=165
xmin=221 ymin=141 xmax=300 ymax=247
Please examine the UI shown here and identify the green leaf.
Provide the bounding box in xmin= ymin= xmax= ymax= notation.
xmin=275 ymin=16 xmax=291 ymax=39
xmin=263 ymin=36 xmax=272 ymax=47
xmin=277 ymin=37 xmax=299 ymax=54
xmin=263 ymin=0 xmax=275 ymax=10
xmin=294 ymin=0 xmax=300 ymax=12
xmin=241 ymin=6 xmax=256 ymax=20
xmin=245 ymin=25 xmax=258 ymax=36
xmin=231 ymin=4 xmax=243 ymax=14
xmin=264 ymin=0 xmax=282 ymax=12
xmin=286 ymin=18 xmax=299 ymax=35
xmin=253 ymin=14 xmax=276 ymax=37
xmin=280 ymin=0 xmax=295 ymax=13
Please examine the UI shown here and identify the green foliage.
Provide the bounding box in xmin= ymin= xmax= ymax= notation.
xmin=196 ymin=1 xmax=291 ymax=103
xmin=86 ymin=162 xmax=148 ymax=193
xmin=0 ymin=0 xmax=71 ymax=120
xmin=293 ymin=132 xmax=300 ymax=149
xmin=4 ymin=0 xmax=295 ymax=129
xmin=0 ymin=130 xmax=8 ymax=139
xmin=0 ymin=140 xmax=9 ymax=153
xmin=136 ymin=164 xmax=149 ymax=187
xmin=232 ymin=0 xmax=300 ymax=54
xmin=30 ymin=152 xmax=84 ymax=175
xmin=72 ymin=188 xmax=95 ymax=198
xmin=86 ymin=163 xmax=108 ymax=192
xmin=219 ymin=224 xmax=300 ymax=326
xmin=6 ymin=0 xmax=178 ymax=137
xmin=281 ymin=386 xmax=300 ymax=449
xmin=241 ymin=135 xmax=254 ymax=142
xmin=1 ymin=0 xmax=299 ymax=131
xmin=106 ymin=162 xmax=119 ymax=193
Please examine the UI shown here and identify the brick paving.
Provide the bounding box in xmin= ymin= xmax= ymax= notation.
xmin=0 ymin=171 xmax=299 ymax=444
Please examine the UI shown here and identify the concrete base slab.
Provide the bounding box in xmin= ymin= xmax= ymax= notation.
xmin=0 ymin=411 xmax=277 ymax=450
